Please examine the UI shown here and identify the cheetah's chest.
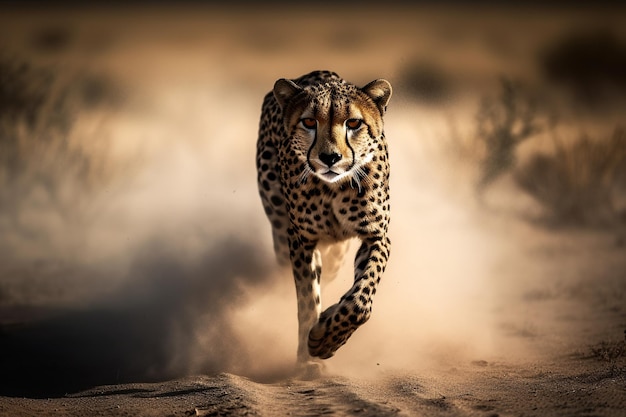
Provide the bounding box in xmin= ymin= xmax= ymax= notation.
xmin=284 ymin=185 xmax=347 ymax=240
xmin=283 ymin=177 xmax=388 ymax=242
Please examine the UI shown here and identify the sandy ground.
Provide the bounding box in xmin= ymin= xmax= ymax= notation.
xmin=1 ymin=5 xmax=625 ymax=417
xmin=3 ymin=218 xmax=625 ymax=417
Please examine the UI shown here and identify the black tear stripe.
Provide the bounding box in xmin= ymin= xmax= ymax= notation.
xmin=306 ymin=102 xmax=319 ymax=168
xmin=345 ymin=128 xmax=356 ymax=171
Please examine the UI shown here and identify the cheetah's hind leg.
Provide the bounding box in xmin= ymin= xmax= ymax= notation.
xmin=317 ymin=240 xmax=351 ymax=284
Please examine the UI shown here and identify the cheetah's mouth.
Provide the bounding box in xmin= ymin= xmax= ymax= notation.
xmin=320 ymin=170 xmax=340 ymax=180
xmin=317 ymin=169 xmax=352 ymax=183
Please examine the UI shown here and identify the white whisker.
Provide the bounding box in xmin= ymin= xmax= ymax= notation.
xmin=351 ymin=167 xmax=363 ymax=193
xmin=298 ymin=164 xmax=313 ymax=185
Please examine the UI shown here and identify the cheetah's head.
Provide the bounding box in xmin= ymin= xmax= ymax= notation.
xmin=273 ymin=77 xmax=391 ymax=185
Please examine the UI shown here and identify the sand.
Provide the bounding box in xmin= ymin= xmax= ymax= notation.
xmin=3 ymin=216 xmax=625 ymax=416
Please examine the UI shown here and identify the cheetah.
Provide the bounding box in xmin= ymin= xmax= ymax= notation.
xmin=256 ymin=70 xmax=392 ymax=367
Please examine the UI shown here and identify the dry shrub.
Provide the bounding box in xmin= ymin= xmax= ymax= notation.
xmin=515 ymin=128 xmax=626 ymax=226
xmin=0 ymin=54 xmax=122 ymax=218
xmin=440 ymin=77 xmax=542 ymax=194
xmin=475 ymin=77 xmax=541 ymax=192
xmin=588 ymin=338 xmax=626 ymax=376
xmin=590 ymin=339 xmax=626 ymax=363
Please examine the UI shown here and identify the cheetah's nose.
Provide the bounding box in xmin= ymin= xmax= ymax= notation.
xmin=319 ymin=152 xmax=342 ymax=167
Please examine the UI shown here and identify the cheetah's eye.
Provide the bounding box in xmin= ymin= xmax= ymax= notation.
xmin=346 ymin=119 xmax=362 ymax=130
xmin=301 ymin=118 xmax=317 ymax=129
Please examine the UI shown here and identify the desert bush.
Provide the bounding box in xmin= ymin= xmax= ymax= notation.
xmin=475 ymin=77 xmax=541 ymax=193
xmin=590 ymin=339 xmax=626 ymax=363
xmin=588 ymin=338 xmax=626 ymax=376
xmin=515 ymin=128 xmax=626 ymax=226
xmin=0 ymin=54 xmax=122 ymax=225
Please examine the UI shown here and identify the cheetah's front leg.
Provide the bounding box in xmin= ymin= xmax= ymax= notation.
xmin=308 ymin=236 xmax=390 ymax=359
xmin=289 ymin=235 xmax=323 ymax=364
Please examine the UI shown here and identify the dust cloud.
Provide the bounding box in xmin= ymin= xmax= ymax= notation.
xmin=1 ymin=4 xmax=624 ymax=398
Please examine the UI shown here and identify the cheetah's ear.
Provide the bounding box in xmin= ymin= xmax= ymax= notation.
xmin=362 ymin=79 xmax=392 ymax=115
xmin=273 ymin=79 xmax=303 ymax=110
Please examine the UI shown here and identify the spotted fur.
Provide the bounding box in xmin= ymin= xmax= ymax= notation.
xmin=256 ymin=70 xmax=392 ymax=365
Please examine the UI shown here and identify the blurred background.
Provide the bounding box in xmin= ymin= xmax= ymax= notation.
xmin=1 ymin=3 xmax=625 ymax=398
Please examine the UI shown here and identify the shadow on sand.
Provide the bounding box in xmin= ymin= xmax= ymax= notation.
xmin=0 ymin=237 xmax=274 ymax=398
